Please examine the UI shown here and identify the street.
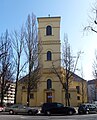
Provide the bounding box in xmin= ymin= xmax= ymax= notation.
xmin=0 ymin=113 xmax=97 ymax=120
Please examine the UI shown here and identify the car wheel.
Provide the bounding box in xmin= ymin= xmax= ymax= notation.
xmin=28 ymin=110 xmax=33 ymax=115
xmin=46 ymin=111 xmax=51 ymax=115
xmin=86 ymin=111 xmax=89 ymax=114
xmin=9 ymin=110 xmax=14 ymax=115
xmin=78 ymin=111 xmax=81 ymax=114
xmin=68 ymin=110 xmax=73 ymax=115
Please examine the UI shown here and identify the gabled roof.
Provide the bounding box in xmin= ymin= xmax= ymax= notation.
xmin=60 ymin=67 xmax=86 ymax=82
xmin=72 ymin=73 xmax=86 ymax=82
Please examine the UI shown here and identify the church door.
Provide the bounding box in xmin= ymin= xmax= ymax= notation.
xmin=46 ymin=92 xmax=52 ymax=103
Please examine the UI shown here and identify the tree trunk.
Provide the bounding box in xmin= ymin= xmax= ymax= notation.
xmin=27 ymin=73 xmax=30 ymax=107
xmin=27 ymin=61 xmax=31 ymax=107
xmin=1 ymin=76 xmax=4 ymax=106
xmin=14 ymin=60 xmax=20 ymax=104
xmin=65 ymin=74 xmax=70 ymax=106
xmin=14 ymin=80 xmax=17 ymax=104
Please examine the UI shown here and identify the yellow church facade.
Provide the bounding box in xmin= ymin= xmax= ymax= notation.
xmin=16 ymin=16 xmax=87 ymax=107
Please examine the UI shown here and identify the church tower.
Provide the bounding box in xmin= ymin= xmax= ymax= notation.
xmin=37 ymin=17 xmax=62 ymax=103
xmin=37 ymin=16 xmax=61 ymax=69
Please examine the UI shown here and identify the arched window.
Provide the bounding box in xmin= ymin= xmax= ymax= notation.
xmin=47 ymin=79 xmax=52 ymax=89
xmin=47 ymin=51 xmax=52 ymax=61
xmin=46 ymin=25 xmax=52 ymax=35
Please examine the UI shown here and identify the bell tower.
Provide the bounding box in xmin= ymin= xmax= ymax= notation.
xmin=37 ymin=16 xmax=61 ymax=69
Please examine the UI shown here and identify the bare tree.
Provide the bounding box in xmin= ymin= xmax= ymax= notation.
xmin=78 ymin=66 xmax=87 ymax=103
xmin=11 ymin=26 xmax=27 ymax=104
xmin=88 ymin=79 xmax=97 ymax=102
xmin=24 ymin=13 xmax=42 ymax=106
xmin=83 ymin=4 xmax=97 ymax=102
xmin=92 ymin=50 xmax=97 ymax=102
xmin=83 ymin=3 xmax=97 ymax=33
xmin=0 ymin=43 xmax=7 ymax=60
xmin=0 ymin=30 xmax=14 ymax=106
xmin=92 ymin=50 xmax=97 ymax=78
xmin=80 ymin=67 xmax=85 ymax=103
xmin=52 ymin=34 xmax=82 ymax=106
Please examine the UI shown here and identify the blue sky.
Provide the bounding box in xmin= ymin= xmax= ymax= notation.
xmin=0 ymin=0 xmax=97 ymax=80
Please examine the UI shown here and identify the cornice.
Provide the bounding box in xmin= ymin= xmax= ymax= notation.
xmin=42 ymin=40 xmax=61 ymax=45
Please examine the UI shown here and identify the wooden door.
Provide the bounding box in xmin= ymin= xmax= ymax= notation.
xmin=46 ymin=92 xmax=52 ymax=103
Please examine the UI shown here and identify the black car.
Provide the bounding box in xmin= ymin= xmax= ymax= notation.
xmin=78 ymin=103 xmax=97 ymax=114
xmin=41 ymin=102 xmax=76 ymax=115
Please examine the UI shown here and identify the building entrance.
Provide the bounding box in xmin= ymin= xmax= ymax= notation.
xmin=46 ymin=92 xmax=52 ymax=102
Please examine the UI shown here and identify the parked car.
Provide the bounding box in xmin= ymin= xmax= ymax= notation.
xmin=41 ymin=102 xmax=76 ymax=115
xmin=78 ymin=103 xmax=97 ymax=114
xmin=5 ymin=104 xmax=38 ymax=115
xmin=0 ymin=106 xmax=4 ymax=112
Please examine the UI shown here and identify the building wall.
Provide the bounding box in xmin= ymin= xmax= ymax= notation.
xmin=71 ymin=80 xmax=87 ymax=105
xmin=3 ymin=82 xmax=15 ymax=105
xmin=17 ymin=76 xmax=87 ymax=107
xmin=87 ymin=80 xmax=97 ymax=103
xmin=16 ymin=84 xmax=22 ymax=104
xmin=69 ymin=88 xmax=77 ymax=106
xmin=88 ymin=84 xmax=95 ymax=102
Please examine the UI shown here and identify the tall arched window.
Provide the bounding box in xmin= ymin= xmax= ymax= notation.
xmin=47 ymin=51 xmax=52 ymax=61
xmin=46 ymin=25 xmax=52 ymax=35
xmin=47 ymin=79 xmax=52 ymax=89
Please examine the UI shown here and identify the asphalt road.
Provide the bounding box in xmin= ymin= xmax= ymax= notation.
xmin=0 ymin=113 xmax=97 ymax=120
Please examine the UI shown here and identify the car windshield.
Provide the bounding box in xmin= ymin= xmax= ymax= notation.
xmin=79 ymin=104 xmax=86 ymax=108
xmin=10 ymin=104 xmax=19 ymax=108
xmin=57 ymin=103 xmax=64 ymax=107
xmin=10 ymin=104 xmax=26 ymax=108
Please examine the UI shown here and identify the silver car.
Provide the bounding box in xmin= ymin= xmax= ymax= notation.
xmin=5 ymin=104 xmax=38 ymax=115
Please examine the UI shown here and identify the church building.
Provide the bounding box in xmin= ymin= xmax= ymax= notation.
xmin=16 ymin=16 xmax=87 ymax=107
